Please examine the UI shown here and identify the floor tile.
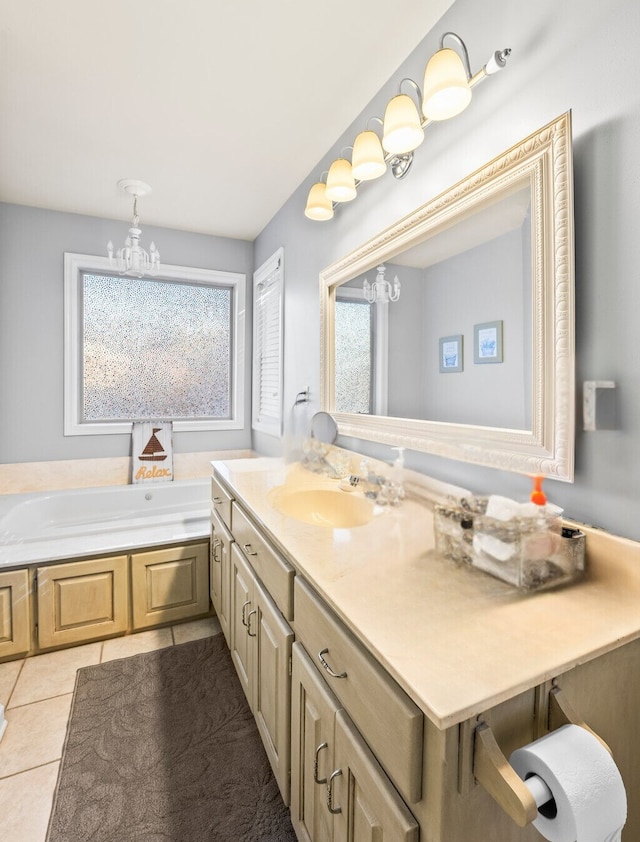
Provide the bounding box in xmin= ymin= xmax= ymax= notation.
xmin=0 ymin=761 xmax=60 ymax=842
xmin=172 ymin=616 xmax=221 ymax=645
xmin=0 ymin=694 xmax=72 ymax=778
xmin=8 ymin=642 xmax=102 ymax=709
xmin=0 ymin=659 xmax=23 ymax=707
xmin=101 ymin=627 xmax=174 ymax=662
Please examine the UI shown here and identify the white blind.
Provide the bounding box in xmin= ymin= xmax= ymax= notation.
xmin=252 ymin=248 xmax=283 ymax=435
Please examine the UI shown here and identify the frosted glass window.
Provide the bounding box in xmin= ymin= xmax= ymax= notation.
xmin=64 ymin=253 xmax=246 ymax=436
xmin=335 ymin=299 xmax=372 ymax=414
xmin=82 ymin=273 xmax=232 ymax=421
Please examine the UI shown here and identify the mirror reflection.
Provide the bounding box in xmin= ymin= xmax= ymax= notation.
xmin=334 ymin=181 xmax=532 ymax=431
xmin=320 ymin=112 xmax=575 ymax=480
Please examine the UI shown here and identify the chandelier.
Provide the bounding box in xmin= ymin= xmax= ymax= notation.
xmin=107 ymin=179 xmax=160 ymax=277
xmin=363 ymin=265 xmax=400 ymax=304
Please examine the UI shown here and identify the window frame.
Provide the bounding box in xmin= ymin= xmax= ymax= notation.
xmin=63 ymin=252 xmax=246 ymax=436
xmin=251 ymin=247 xmax=284 ymax=437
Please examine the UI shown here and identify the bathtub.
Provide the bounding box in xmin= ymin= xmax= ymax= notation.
xmin=0 ymin=478 xmax=211 ymax=568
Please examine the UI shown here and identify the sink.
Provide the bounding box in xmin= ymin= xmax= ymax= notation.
xmin=269 ymin=486 xmax=374 ymax=528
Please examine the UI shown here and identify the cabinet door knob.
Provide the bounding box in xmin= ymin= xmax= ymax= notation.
xmin=327 ymin=768 xmax=343 ymax=814
xmin=318 ymin=648 xmax=347 ymax=679
xmin=243 ymin=543 xmax=258 ymax=557
xmin=247 ymin=608 xmax=257 ymax=637
xmin=314 ymin=741 xmax=328 ymax=784
xmin=241 ymin=600 xmax=251 ymax=627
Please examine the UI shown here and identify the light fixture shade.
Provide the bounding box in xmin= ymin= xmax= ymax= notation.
xmin=304 ymin=182 xmax=334 ymax=220
xmin=422 ymin=47 xmax=472 ymax=121
xmin=325 ymin=158 xmax=357 ymax=202
xmin=382 ymin=94 xmax=425 ymax=155
xmin=352 ymin=131 xmax=387 ymax=181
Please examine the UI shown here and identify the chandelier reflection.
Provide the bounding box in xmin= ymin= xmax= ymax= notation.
xmin=363 ymin=264 xmax=400 ymax=304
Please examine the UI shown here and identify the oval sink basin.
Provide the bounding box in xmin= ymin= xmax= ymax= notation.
xmin=269 ymin=487 xmax=374 ymax=528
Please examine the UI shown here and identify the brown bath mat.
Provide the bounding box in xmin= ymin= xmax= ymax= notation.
xmin=46 ymin=633 xmax=296 ymax=841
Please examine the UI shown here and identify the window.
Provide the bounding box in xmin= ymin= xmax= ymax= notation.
xmin=64 ymin=253 xmax=245 ymax=435
xmin=252 ymin=248 xmax=284 ymax=436
xmin=335 ymin=286 xmax=388 ymax=415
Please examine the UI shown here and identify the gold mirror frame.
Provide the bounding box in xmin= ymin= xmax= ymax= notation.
xmin=320 ymin=112 xmax=575 ymax=481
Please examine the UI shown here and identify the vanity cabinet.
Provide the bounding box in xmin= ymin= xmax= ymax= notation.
xmin=0 ymin=569 xmax=31 ymax=658
xmin=291 ymin=642 xmax=419 ymax=842
xmin=37 ymin=555 xmax=129 ymax=649
xmin=226 ymin=498 xmax=295 ymax=805
xmin=210 ymin=507 xmax=233 ymax=645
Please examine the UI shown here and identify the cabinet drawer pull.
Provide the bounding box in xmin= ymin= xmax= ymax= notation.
xmin=318 ymin=648 xmax=347 ymax=679
xmin=243 ymin=542 xmax=258 ymax=557
xmin=211 ymin=538 xmax=221 ymax=563
xmin=327 ymin=768 xmax=343 ymax=814
xmin=212 ymin=496 xmax=224 ymax=504
xmin=241 ymin=600 xmax=251 ymax=627
xmin=314 ymin=741 xmax=328 ymax=784
xmin=247 ymin=608 xmax=257 ymax=637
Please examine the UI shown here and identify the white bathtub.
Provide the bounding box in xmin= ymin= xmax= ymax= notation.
xmin=0 ymin=479 xmax=211 ymax=567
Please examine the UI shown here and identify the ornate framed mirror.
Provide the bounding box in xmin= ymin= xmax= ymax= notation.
xmin=320 ymin=112 xmax=575 ymax=480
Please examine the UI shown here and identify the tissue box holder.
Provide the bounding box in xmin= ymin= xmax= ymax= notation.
xmin=434 ymin=496 xmax=585 ymax=591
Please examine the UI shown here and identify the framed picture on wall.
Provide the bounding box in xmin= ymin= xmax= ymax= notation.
xmin=474 ymin=320 xmax=503 ymax=364
xmin=439 ymin=334 xmax=463 ymax=373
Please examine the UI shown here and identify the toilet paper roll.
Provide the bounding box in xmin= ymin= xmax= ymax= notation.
xmin=510 ymin=724 xmax=627 ymax=842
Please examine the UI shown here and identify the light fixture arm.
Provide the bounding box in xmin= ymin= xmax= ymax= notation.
xmin=440 ymin=32 xmax=473 ymax=79
xmin=398 ymin=77 xmax=423 ymax=107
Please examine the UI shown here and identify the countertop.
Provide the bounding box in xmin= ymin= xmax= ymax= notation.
xmin=213 ymin=457 xmax=640 ymax=730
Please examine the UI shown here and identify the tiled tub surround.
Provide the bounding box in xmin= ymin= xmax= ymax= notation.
xmin=0 ymin=449 xmax=254 ymax=495
xmin=214 ymin=456 xmax=640 ymax=840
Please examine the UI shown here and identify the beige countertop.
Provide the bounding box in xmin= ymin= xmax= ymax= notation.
xmin=213 ymin=457 xmax=640 ymax=730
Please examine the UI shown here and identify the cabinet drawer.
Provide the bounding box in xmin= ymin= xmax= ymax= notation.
xmin=294 ymin=576 xmax=423 ymax=803
xmin=211 ymin=474 xmax=233 ymax=530
xmin=231 ymin=502 xmax=294 ymax=621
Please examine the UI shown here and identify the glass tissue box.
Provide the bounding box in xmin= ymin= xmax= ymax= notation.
xmin=434 ymin=495 xmax=585 ymax=591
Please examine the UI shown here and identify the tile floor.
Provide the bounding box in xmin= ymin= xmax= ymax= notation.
xmin=0 ymin=616 xmax=221 ymax=842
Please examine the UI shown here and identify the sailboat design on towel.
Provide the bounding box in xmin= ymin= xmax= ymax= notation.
xmin=139 ymin=427 xmax=168 ymax=462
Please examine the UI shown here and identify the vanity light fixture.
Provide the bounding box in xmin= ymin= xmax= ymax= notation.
xmin=325 ymin=157 xmax=357 ymax=203
xmin=363 ymin=264 xmax=400 ymax=304
xmin=304 ymin=32 xmax=511 ymax=221
xmin=107 ymin=179 xmax=160 ymax=277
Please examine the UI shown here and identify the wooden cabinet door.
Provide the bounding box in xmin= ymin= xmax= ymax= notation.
xmin=37 ymin=556 xmax=128 ymax=649
xmin=0 ymin=569 xmax=31 ymax=658
xmin=332 ymin=709 xmax=419 ymax=842
xmin=253 ymin=577 xmax=294 ymax=805
xmin=131 ymin=542 xmax=209 ymax=629
xmin=210 ymin=509 xmax=232 ymax=645
xmin=229 ymin=544 xmax=253 ymax=706
xmin=291 ymin=643 xmax=339 ymax=842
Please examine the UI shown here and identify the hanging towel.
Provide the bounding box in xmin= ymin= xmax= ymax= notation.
xmin=131 ymin=421 xmax=174 ymax=484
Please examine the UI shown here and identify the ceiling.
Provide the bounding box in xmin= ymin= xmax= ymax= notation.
xmin=0 ymin=0 xmax=455 ymax=241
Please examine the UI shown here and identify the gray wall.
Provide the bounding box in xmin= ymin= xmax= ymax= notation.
xmin=254 ymin=0 xmax=640 ymax=541
xmin=0 ymin=203 xmax=254 ymax=463
xmin=423 ymin=226 xmax=529 ymax=429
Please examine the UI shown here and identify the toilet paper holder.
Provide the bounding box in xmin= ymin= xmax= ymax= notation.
xmin=473 ymin=684 xmax=612 ymax=827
